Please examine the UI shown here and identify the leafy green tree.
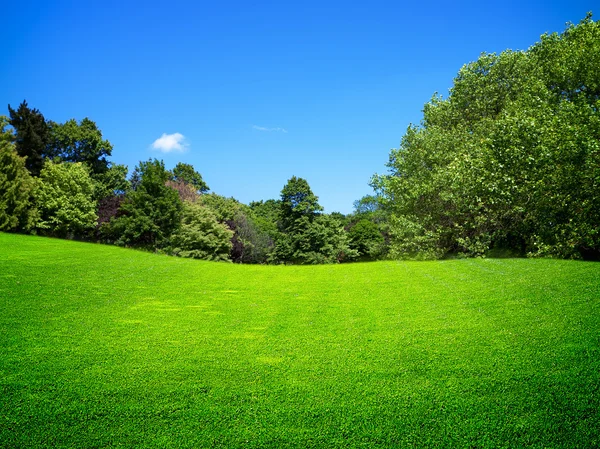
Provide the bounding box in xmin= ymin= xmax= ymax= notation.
xmin=249 ymin=199 xmax=281 ymax=241
xmin=48 ymin=118 xmax=113 ymax=176
xmin=103 ymin=159 xmax=182 ymax=248
xmin=280 ymin=176 xmax=322 ymax=228
xmin=353 ymin=195 xmax=381 ymax=215
xmin=0 ymin=140 xmax=37 ymax=231
xmin=8 ymin=101 xmax=52 ymax=176
xmin=170 ymin=162 xmax=209 ymax=193
xmin=374 ymin=15 xmax=600 ymax=260
xmin=34 ymin=161 xmax=97 ymax=237
xmin=169 ymin=201 xmax=233 ymax=261
xmin=93 ymin=164 xmax=130 ymax=200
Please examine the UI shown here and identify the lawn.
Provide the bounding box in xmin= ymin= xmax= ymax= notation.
xmin=1 ymin=232 xmax=599 ymax=448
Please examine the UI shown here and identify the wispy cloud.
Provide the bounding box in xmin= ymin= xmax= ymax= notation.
xmin=151 ymin=133 xmax=189 ymax=153
xmin=252 ymin=125 xmax=288 ymax=133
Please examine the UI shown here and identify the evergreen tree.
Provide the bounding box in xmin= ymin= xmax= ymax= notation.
xmin=8 ymin=101 xmax=52 ymax=176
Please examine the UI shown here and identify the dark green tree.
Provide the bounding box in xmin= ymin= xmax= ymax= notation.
xmin=103 ymin=159 xmax=182 ymax=248
xmin=7 ymin=101 xmax=52 ymax=176
xmin=274 ymin=176 xmax=355 ymax=264
xmin=348 ymin=219 xmax=386 ymax=260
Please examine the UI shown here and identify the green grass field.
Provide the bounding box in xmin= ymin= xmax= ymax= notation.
xmin=1 ymin=232 xmax=599 ymax=448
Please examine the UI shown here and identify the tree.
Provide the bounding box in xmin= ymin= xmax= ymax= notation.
xmin=348 ymin=219 xmax=386 ymax=260
xmin=8 ymin=101 xmax=52 ymax=176
xmin=93 ymin=163 xmax=130 ymax=200
xmin=274 ymin=177 xmax=355 ymax=264
xmin=102 ymin=159 xmax=182 ymax=248
xmin=353 ymin=195 xmax=381 ymax=215
xmin=199 ymin=193 xmax=274 ymax=263
xmin=169 ymin=201 xmax=233 ymax=261
xmin=34 ymin=161 xmax=97 ymax=238
xmin=48 ymin=118 xmax=113 ymax=176
xmin=374 ymin=15 xmax=600 ymax=260
xmin=165 ymin=180 xmax=199 ymax=203
xmin=170 ymin=162 xmax=209 ymax=193
xmin=280 ymin=176 xmax=322 ymax=227
xmin=0 ymin=140 xmax=37 ymax=231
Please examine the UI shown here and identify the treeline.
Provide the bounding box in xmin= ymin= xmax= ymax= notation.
xmin=2 ymin=16 xmax=598 ymax=262
xmin=373 ymin=14 xmax=600 ymax=260
xmin=0 ymin=103 xmax=389 ymax=263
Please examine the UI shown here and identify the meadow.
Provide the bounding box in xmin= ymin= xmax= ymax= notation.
xmin=1 ymin=232 xmax=599 ymax=448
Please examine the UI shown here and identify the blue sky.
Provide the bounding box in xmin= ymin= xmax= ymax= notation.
xmin=1 ymin=1 xmax=595 ymax=213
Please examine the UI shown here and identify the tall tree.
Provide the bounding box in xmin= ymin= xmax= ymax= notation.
xmin=7 ymin=101 xmax=52 ymax=176
xmin=274 ymin=176 xmax=355 ymax=263
xmin=279 ymin=176 xmax=322 ymax=230
xmin=374 ymin=14 xmax=600 ymax=260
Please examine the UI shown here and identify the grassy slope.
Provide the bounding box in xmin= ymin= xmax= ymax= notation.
xmin=0 ymin=232 xmax=599 ymax=448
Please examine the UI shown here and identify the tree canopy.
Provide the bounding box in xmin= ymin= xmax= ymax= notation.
xmin=374 ymin=14 xmax=600 ymax=260
xmin=8 ymin=101 xmax=52 ymax=176
xmin=34 ymin=161 xmax=97 ymax=238
xmin=48 ymin=118 xmax=113 ymax=176
xmin=103 ymin=159 xmax=182 ymax=248
xmin=170 ymin=162 xmax=209 ymax=193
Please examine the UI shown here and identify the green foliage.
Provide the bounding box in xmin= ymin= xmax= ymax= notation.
xmin=34 ymin=161 xmax=97 ymax=237
xmin=249 ymin=199 xmax=282 ymax=241
xmin=200 ymin=194 xmax=275 ymax=263
xmin=274 ymin=177 xmax=355 ymax=263
xmin=49 ymin=118 xmax=113 ymax=176
xmin=348 ymin=219 xmax=385 ymax=260
xmin=170 ymin=162 xmax=209 ymax=193
xmin=279 ymin=176 xmax=322 ymax=229
xmin=93 ymin=163 xmax=130 ymax=200
xmin=0 ymin=141 xmax=37 ymax=231
xmin=353 ymin=194 xmax=381 ymax=215
xmin=169 ymin=201 xmax=233 ymax=261
xmin=103 ymin=159 xmax=182 ymax=248
xmin=199 ymin=192 xmax=245 ymax=223
xmin=0 ymin=115 xmax=14 ymax=144
xmin=2 ymin=233 xmax=600 ymax=448
xmin=375 ymin=15 xmax=600 ymax=260
xmin=8 ymin=100 xmax=52 ymax=176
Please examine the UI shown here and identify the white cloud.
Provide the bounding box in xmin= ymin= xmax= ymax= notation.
xmin=151 ymin=133 xmax=189 ymax=153
xmin=252 ymin=125 xmax=288 ymax=133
